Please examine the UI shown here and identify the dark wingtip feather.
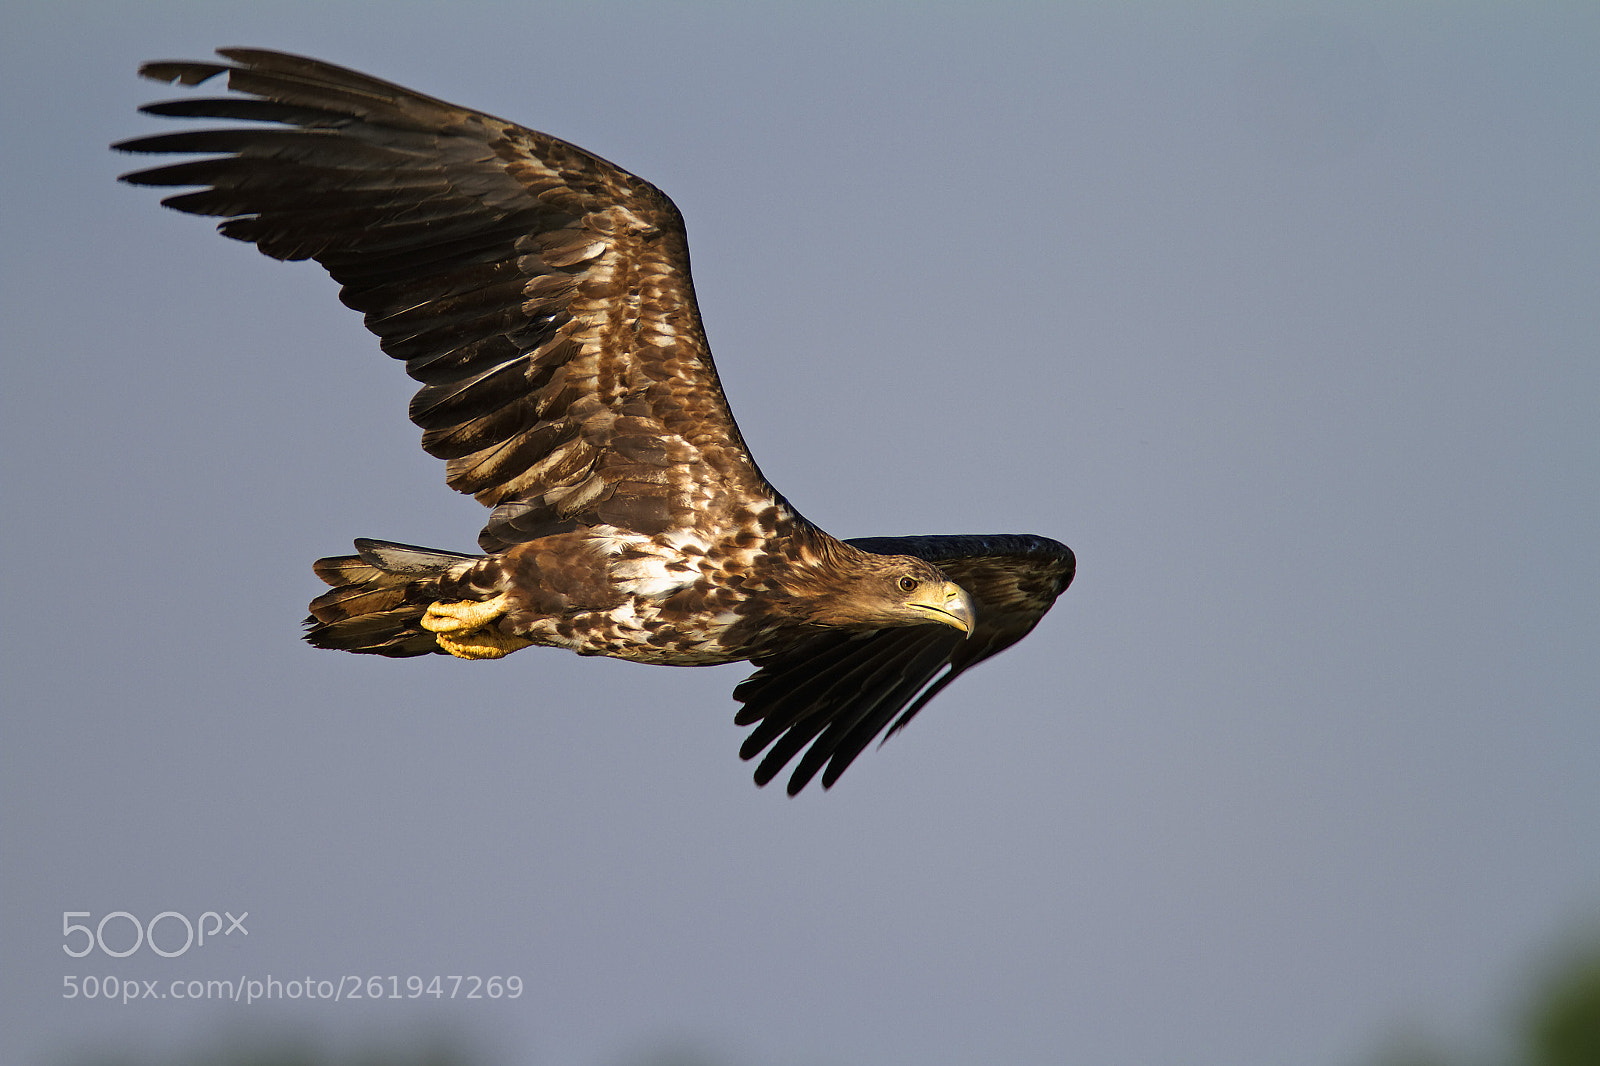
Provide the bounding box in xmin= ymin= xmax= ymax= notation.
xmin=138 ymin=60 xmax=229 ymax=86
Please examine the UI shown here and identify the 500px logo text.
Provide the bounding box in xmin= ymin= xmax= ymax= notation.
xmin=63 ymin=910 xmax=249 ymax=958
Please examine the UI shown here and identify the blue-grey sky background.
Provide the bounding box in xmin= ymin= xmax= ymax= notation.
xmin=3 ymin=3 xmax=1597 ymax=1065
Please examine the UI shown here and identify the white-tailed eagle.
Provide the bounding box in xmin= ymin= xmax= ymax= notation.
xmin=115 ymin=49 xmax=1075 ymax=793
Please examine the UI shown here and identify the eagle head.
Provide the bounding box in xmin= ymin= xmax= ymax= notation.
xmin=796 ymin=545 xmax=976 ymax=635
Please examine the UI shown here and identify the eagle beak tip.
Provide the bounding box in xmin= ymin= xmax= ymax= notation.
xmin=945 ymin=584 xmax=976 ymax=637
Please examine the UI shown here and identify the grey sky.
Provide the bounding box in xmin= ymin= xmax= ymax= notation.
xmin=3 ymin=3 xmax=1597 ymax=1065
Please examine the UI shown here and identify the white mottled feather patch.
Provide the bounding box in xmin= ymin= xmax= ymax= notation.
xmin=594 ymin=527 xmax=709 ymax=598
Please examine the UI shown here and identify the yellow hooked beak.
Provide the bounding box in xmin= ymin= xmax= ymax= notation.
xmin=907 ymin=581 xmax=976 ymax=635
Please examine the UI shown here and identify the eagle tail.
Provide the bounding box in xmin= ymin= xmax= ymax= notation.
xmin=304 ymin=538 xmax=483 ymax=657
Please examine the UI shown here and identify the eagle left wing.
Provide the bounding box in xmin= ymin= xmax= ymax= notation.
xmin=114 ymin=48 xmax=783 ymax=553
xmin=733 ymin=534 xmax=1076 ymax=794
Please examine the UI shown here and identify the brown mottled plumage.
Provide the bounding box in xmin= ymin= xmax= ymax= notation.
xmin=115 ymin=49 xmax=1075 ymax=792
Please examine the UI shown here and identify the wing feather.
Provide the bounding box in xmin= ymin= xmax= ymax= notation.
xmin=115 ymin=48 xmax=777 ymax=552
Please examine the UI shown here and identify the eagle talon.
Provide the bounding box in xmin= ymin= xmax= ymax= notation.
xmin=421 ymin=594 xmax=511 ymax=633
xmin=421 ymin=595 xmax=532 ymax=660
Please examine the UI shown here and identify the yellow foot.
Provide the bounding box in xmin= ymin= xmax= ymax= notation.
xmin=420 ymin=594 xmax=534 ymax=660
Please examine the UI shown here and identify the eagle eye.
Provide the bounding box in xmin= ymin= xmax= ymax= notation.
xmin=897 ymin=575 xmax=919 ymax=593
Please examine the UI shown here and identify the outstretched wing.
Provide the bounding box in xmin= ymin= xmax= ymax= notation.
xmin=115 ymin=48 xmax=776 ymax=552
xmin=733 ymin=534 xmax=1076 ymax=794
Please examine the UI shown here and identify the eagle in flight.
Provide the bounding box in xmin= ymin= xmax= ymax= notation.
xmin=116 ymin=49 xmax=1075 ymax=793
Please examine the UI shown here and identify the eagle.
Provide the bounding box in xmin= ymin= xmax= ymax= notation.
xmin=115 ymin=48 xmax=1075 ymax=793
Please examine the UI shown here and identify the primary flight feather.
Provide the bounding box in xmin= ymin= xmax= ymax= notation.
xmin=115 ymin=48 xmax=1075 ymax=793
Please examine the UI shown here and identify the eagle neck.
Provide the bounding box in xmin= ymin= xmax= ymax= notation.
xmin=762 ymin=526 xmax=880 ymax=626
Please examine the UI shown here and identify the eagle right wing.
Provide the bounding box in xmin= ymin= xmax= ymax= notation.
xmin=115 ymin=48 xmax=780 ymax=552
xmin=734 ymin=534 xmax=1076 ymax=793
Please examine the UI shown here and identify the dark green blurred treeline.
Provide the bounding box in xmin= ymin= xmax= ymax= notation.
xmin=1377 ymin=930 xmax=1600 ymax=1066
